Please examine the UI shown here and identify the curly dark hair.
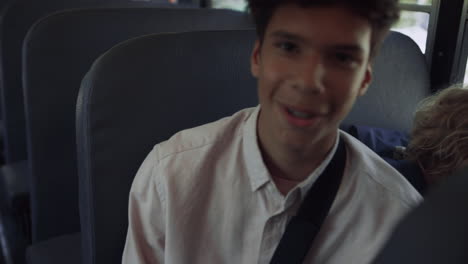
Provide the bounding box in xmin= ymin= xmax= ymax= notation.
xmin=247 ymin=0 xmax=400 ymax=59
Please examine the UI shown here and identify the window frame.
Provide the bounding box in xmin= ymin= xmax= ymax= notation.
xmin=450 ymin=0 xmax=468 ymax=84
xmin=398 ymin=1 xmax=441 ymax=69
xmin=428 ymin=0 xmax=466 ymax=90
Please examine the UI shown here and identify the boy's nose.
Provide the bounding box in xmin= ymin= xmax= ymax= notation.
xmin=292 ymin=55 xmax=326 ymax=94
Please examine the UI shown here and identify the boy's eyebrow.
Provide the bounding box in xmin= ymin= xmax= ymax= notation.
xmin=329 ymin=45 xmax=365 ymax=55
xmin=269 ymin=30 xmax=306 ymax=43
xmin=269 ymin=30 xmax=366 ymax=54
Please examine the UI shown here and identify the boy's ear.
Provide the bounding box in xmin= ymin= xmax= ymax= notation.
xmin=250 ymin=40 xmax=261 ymax=78
xmin=358 ymin=64 xmax=372 ymax=96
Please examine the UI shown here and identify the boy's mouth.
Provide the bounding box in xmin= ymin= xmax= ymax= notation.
xmin=282 ymin=105 xmax=323 ymax=128
xmin=286 ymin=107 xmax=313 ymax=119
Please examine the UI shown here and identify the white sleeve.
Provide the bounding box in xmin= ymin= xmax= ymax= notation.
xmin=122 ymin=147 xmax=166 ymax=264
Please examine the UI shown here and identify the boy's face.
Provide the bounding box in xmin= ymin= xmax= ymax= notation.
xmin=251 ymin=4 xmax=372 ymax=154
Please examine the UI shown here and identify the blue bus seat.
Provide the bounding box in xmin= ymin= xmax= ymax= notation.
xmin=0 ymin=2 xmax=193 ymax=264
xmin=22 ymin=7 xmax=252 ymax=264
xmin=24 ymin=6 xmax=251 ymax=245
xmin=0 ymin=2 xmax=195 ymax=258
xmin=342 ymin=31 xmax=431 ymax=133
xmin=342 ymin=31 xmax=431 ymax=193
xmin=76 ymin=29 xmax=258 ymax=264
xmin=1 ymin=0 xmax=188 ymax=164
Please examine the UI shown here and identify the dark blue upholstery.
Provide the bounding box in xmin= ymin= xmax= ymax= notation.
xmin=76 ymin=30 xmax=430 ymax=264
xmin=348 ymin=125 xmax=427 ymax=194
xmin=77 ymin=29 xmax=258 ymax=264
xmin=23 ymin=7 xmax=252 ymax=245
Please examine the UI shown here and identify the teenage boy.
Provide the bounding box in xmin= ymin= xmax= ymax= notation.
xmin=122 ymin=1 xmax=422 ymax=263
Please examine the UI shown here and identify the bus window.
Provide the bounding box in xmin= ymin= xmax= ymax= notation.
xmin=462 ymin=10 xmax=468 ymax=84
xmin=401 ymin=0 xmax=432 ymax=4
xmin=392 ymin=0 xmax=436 ymax=57
xmin=463 ymin=42 xmax=468 ymax=84
xmin=211 ymin=0 xmax=247 ymax=11
xmin=465 ymin=58 xmax=468 ymax=84
xmin=392 ymin=11 xmax=429 ymax=53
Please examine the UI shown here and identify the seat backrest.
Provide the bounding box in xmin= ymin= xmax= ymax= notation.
xmin=77 ymin=29 xmax=258 ymax=264
xmin=23 ymin=8 xmax=252 ymax=243
xmin=0 ymin=0 xmax=11 ymax=19
xmin=342 ymin=32 xmax=431 ymax=133
xmin=372 ymin=166 xmax=468 ymax=263
xmin=76 ymin=30 xmax=430 ymax=264
xmin=0 ymin=0 xmax=191 ymax=164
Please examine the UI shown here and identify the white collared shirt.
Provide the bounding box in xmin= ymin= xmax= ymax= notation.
xmin=122 ymin=106 xmax=422 ymax=264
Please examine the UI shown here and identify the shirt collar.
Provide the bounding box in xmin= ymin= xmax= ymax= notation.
xmin=242 ymin=105 xmax=340 ymax=194
xmin=242 ymin=105 xmax=271 ymax=191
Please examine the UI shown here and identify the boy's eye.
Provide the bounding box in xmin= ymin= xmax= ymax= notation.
xmin=333 ymin=52 xmax=359 ymax=68
xmin=275 ymin=41 xmax=298 ymax=53
xmin=335 ymin=53 xmax=353 ymax=63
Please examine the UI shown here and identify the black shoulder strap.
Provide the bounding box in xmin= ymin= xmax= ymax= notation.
xmin=270 ymin=138 xmax=347 ymax=264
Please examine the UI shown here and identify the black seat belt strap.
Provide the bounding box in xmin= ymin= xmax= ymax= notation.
xmin=270 ymin=137 xmax=347 ymax=264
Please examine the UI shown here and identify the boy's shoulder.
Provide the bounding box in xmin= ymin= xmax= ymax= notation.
xmin=341 ymin=131 xmax=423 ymax=207
xmin=155 ymin=107 xmax=256 ymax=162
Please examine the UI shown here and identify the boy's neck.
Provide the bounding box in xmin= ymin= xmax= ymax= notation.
xmin=259 ymin=137 xmax=335 ymax=195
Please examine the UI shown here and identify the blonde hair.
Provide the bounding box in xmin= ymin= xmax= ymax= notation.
xmin=407 ymin=85 xmax=468 ymax=184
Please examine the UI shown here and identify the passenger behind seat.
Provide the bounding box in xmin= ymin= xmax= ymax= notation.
xmin=350 ymin=85 xmax=468 ymax=195
xmin=405 ymin=85 xmax=468 ymax=190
